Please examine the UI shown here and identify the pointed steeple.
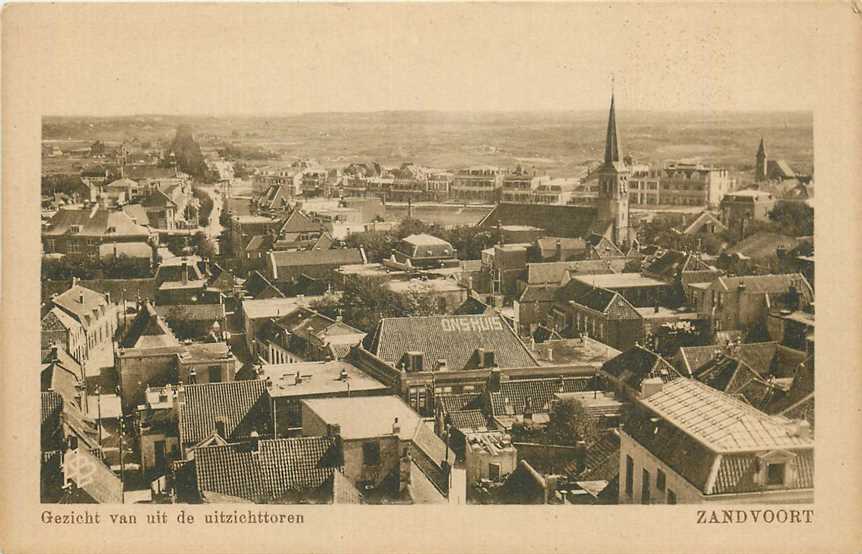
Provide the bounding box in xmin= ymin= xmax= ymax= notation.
xmin=757 ymin=137 xmax=766 ymax=157
xmin=604 ymin=93 xmax=621 ymax=164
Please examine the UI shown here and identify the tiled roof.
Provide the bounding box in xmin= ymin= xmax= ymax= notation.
xmin=712 ymin=450 xmax=813 ymax=495
xmin=142 ymin=189 xmax=176 ymax=208
xmin=642 ymin=378 xmax=814 ymax=452
xmin=479 ymin=203 xmax=600 ymax=239
xmin=42 ymin=391 xmax=63 ymax=428
xmin=535 ymin=237 xmax=587 ymax=259
xmin=195 ymin=437 xmax=340 ymax=502
xmin=447 ymin=410 xmax=490 ymax=432
xmin=178 ymin=381 xmax=269 ymax=446
xmin=571 ymin=431 xmax=620 ymax=481
xmin=42 ymin=306 xmax=82 ymax=332
xmin=601 ymin=345 xmax=680 ymax=390
xmin=437 ymin=393 xmax=482 ymax=414
xmin=489 ymin=376 xmax=594 ymax=416
xmin=365 ymin=314 xmax=538 ymax=370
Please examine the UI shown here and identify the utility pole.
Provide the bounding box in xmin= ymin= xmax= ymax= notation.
xmin=96 ymin=386 xmax=102 ymax=451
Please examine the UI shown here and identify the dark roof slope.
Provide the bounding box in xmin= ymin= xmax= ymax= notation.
xmin=365 ymin=314 xmax=538 ymax=370
xmin=178 ymin=381 xmax=269 ymax=446
xmin=601 ymin=345 xmax=680 ymax=391
xmin=489 ymin=376 xmax=594 ymax=416
xmin=195 ymin=437 xmax=340 ymax=502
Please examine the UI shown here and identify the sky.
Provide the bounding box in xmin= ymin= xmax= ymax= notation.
xmin=20 ymin=3 xmax=825 ymax=116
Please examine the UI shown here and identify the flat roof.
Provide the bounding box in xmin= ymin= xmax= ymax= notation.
xmin=386 ymin=278 xmax=464 ymax=294
xmin=572 ymin=273 xmax=668 ymax=289
xmin=302 ymin=396 xmax=423 ymax=441
xmin=635 ymin=307 xmax=699 ymax=319
xmin=262 ymin=361 xmax=388 ymax=398
xmin=241 ymin=297 xmax=323 ymax=320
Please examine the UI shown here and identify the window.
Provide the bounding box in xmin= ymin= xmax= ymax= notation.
xmin=657 ymin=469 xmax=666 ymax=492
xmin=667 ymin=489 xmax=677 ymax=504
xmin=208 ymin=366 xmax=222 ymax=383
xmin=625 ymin=455 xmax=634 ymax=496
xmin=641 ymin=469 xmax=651 ymax=504
xmin=362 ymin=441 xmax=381 ymax=466
xmin=767 ymin=462 xmax=786 ymax=486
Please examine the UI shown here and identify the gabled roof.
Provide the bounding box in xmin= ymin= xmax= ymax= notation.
xmin=44 ymin=206 xmax=151 ymax=238
xmin=437 ymin=393 xmax=483 ymax=414
xmin=195 ymin=437 xmax=340 ymax=502
xmin=364 ymin=314 xmax=538 ymax=371
xmin=51 ymin=284 xmax=108 ymax=322
xmin=682 ymin=212 xmax=727 ymax=235
xmin=447 ymin=410 xmax=491 ymax=432
xmin=714 ymin=274 xmax=813 ymax=301
xmin=42 ymin=306 xmax=83 ymax=333
xmin=141 ymin=189 xmax=177 ymax=208
xmin=277 ymin=210 xmax=325 ymax=235
xmin=244 ymin=271 xmax=285 ymax=299
xmin=121 ymin=301 xmax=179 ymax=349
xmin=178 ymin=381 xmax=270 ymax=446
xmin=600 ymin=345 xmax=680 ymax=391
xmin=518 ymin=285 xmax=558 ymax=304
xmin=123 ymin=165 xmax=179 ymax=180
xmin=453 ymin=296 xmax=495 ymax=316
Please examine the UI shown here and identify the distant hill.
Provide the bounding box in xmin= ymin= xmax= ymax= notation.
xmin=42 ymin=110 xmax=813 ymax=177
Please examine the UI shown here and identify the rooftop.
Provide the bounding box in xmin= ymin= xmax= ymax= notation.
xmin=241 ymin=296 xmax=324 ymax=320
xmin=302 ymin=396 xmax=423 ymax=441
xmin=572 ymin=273 xmax=668 ymax=289
xmin=642 ymin=378 xmax=814 ymax=453
xmin=260 ymin=361 xmax=388 ymax=398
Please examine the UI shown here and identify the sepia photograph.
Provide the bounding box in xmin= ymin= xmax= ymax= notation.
xmin=3 ymin=1 xmax=862 ymax=553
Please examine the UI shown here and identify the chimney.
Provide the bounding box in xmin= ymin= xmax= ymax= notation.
xmin=546 ymin=347 xmax=553 ymax=362
xmin=188 ymin=367 xmax=197 ymax=384
xmin=392 ymin=417 xmax=401 ymax=436
xmin=555 ymin=239 xmax=562 ymax=261
xmin=72 ymin=276 xmax=79 ymax=288
xmin=339 ymin=368 xmax=348 ymax=381
xmin=50 ymin=343 xmax=59 ymax=362
xmin=487 ymin=368 xmax=502 ymax=392
xmin=575 ymin=440 xmax=587 ymax=474
xmin=796 ymin=420 xmax=812 ymax=440
xmin=640 ymin=376 xmax=664 ymax=398
xmin=79 ymin=292 xmax=85 ymax=305
xmin=294 ymin=371 xmax=302 ymax=385
xmin=181 ymin=261 xmax=188 ymax=285
xmin=326 ymin=423 xmax=341 ymax=438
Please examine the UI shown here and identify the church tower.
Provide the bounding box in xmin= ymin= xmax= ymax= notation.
xmin=755 ymin=137 xmax=768 ymax=182
xmin=596 ymin=92 xmax=630 ymax=247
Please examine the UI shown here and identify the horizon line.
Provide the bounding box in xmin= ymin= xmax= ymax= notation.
xmin=42 ymin=107 xmax=815 ymax=119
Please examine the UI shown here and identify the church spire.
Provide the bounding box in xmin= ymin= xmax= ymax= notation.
xmin=757 ymin=136 xmax=766 ymax=157
xmin=604 ymin=92 xmax=621 ymax=164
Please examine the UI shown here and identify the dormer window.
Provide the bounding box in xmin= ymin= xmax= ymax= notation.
xmin=767 ymin=462 xmax=786 ymax=486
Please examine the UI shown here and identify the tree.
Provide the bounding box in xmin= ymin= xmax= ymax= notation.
xmin=544 ymin=399 xmax=599 ymax=447
xmin=169 ymin=125 xmax=207 ymax=178
xmin=769 ymin=201 xmax=814 ymax=237
xmin=193 ymin=231 xmax=218 ymax=259
xmin=344 ymin=231 xmax=394 ymax=263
